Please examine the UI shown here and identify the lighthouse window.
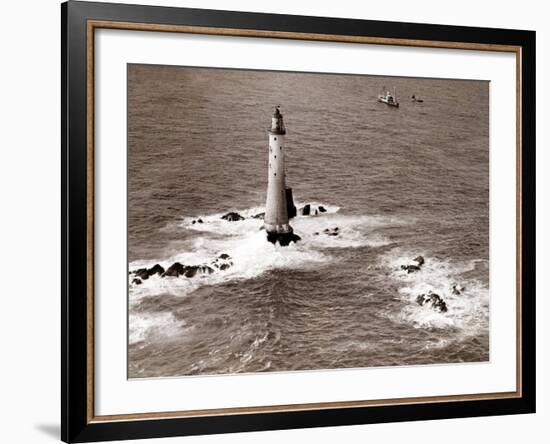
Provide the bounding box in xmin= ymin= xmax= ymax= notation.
xmin=274 ymin=137 xmax=277 ymax=140
xmin=274 ymin=155 xmax=276 ymax=159
xmin=274 ymin=173 xmax=276 ymax=176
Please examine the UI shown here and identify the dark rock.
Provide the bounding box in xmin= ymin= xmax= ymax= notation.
xmin=192 ymin=220 xmax=196 ymax=224
xmin=401 ymin=265 xmax=421 ymax=273
xmin=215 ymin=255 xmax=234 ymax=271
xmin=134 ymin=268 xmax=150 ymax=280
xmin=132 ymin=278 xmax=142 ymax=285
xmin=148 ymin=264 xmax=165 ymax=276
xmin=197 ymin=218 xmax=203 ymax=223
xmin=252 ymin=212 xmax=265 ymax=219
xmin=179 ymin=264 xmax=215 ymax=278
xmin=184 ymin=265 xmax=200 ymax=278
xmin=221 ymin=212 xmax=244 ymax=221
xmin=198 ymin=265 xmax=214 ymax=275
xmin=413 ymin=255 xmax=425 ymax=266
xmin=435 ymin=300 xmax=448 ymax=313
xmin=266 ymin=231 xmax=301 ymax=246
xmin=285 ymin=188 xmax=297 ymax=219
xmin=300 ymin=204 xmax=328 ymax=216
xmin=452 ymin=284 xmax=465 ymax=295
xmin=314 ymin=232 xmax=319 ymax=235
xmin=134 ymin=264 xmax=165 ymax=279
xmin=162 ymin=257 xmax=228 ymax=278
xmin=322 ymin=227 xmax=339 ymax=236
xmin=416 ymin=292 xmax=448 ymax=313
xmin=162 ymin=262 xmax=186 ymax=277
xmin=400 ymin=256 xmax=425 ymax=273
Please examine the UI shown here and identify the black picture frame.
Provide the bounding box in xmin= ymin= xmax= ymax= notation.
xmin=62 ymin=1 xmax=536 ymax=442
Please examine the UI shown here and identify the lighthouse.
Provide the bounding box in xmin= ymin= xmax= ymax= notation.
xmin=264 ymin=107 xmax=300 ymax=246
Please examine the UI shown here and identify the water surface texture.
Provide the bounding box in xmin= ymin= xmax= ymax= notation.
xmin=127 ymin=65 xmax=489 ymax=378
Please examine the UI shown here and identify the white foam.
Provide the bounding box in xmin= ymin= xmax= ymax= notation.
xmin=129 ymin=311 xmax=188 ymax=345
xmin=382 ymin=249 xmax=489 ymax=333
xmin=130 ymin=230 xmax=328 ymax=299
xmin=129 ymin=273 xmax=199 ymax=302
xmin=239 ymin=331 xmax=270 ymax=366
xmin=131 ymin=203 xmax=401 ymax=301
xmin=292 ymin=213 xmax=394 ymax=249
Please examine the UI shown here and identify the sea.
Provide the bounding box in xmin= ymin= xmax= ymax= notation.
xmin=127 ymin=64 xmax=489 ymax=378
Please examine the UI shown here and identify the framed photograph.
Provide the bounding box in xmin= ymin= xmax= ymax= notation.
xmin=61 ymin=1 xmax=536 ymax=442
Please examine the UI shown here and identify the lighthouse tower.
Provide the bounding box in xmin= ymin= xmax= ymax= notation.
xmin=264 ymin=107 xmax=300 ymax=246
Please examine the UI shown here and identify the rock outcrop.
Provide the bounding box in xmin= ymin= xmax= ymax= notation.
xmin=131 ymin=254 xmax=234 ymax=286
xmin=266 ymin=231 xmax=301 ymax=246
xmin=416 ymin=291 xmax=448 ymax=313
xmin=162 ymin=262 xmax=186 ymax=277
xmin=452 ymin=284 xmax=465 ymax=295
xmin=148 ymin=264 xmax=165 ymax=276
xmin=210 ymin=254 xmax=234 ymax=271
xmin=400 ymin=255 xmax=425 ymax=274
xmin=134 ymin=268 xmax=150 ymax=280
xmin=413 ymin=255 xmax=425 ymax=266
xmin=299 ymin=204 xmax=329 ymax=216
xmin=132 ymin=264 xmax=165 ymax=280
xmin=183 ymin=265 xmax=214 ymax=278
xmin=221 ymin=212 xmax=244 ymax=221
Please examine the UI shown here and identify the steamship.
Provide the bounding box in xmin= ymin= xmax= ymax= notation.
xmin=378 ymin=88 xmax=399 ymax=108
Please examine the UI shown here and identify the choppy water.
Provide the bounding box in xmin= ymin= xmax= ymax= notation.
xmin=127 ymin=65 xmax=489 ymax=378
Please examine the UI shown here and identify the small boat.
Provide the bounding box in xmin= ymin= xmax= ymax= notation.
xmin=378 ymin=88 xmax=399 ymax=107
xmin=411 ymin=94 xmax=424 ymax=103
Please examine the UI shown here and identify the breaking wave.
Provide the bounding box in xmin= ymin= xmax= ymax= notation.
xmin=128 ymin=203 xmax=402 ymax=344
xmin=381 ymin=248 xmax=489 ymax=335
xmin=130 ymin=204 xmax=399 ymax=293
xmin=129 ymin=311 xmax=190 ymax=345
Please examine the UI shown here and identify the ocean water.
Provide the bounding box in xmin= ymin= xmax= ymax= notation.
xmin=127 ymin=65 xmax=489 ymax=378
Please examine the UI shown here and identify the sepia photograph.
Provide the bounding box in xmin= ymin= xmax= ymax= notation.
xmin=127 ymin=64 xmax=490 ymax=379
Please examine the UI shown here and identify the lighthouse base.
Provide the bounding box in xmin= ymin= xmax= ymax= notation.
xmin=266 ymin=231 xmax=301 ymax=246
